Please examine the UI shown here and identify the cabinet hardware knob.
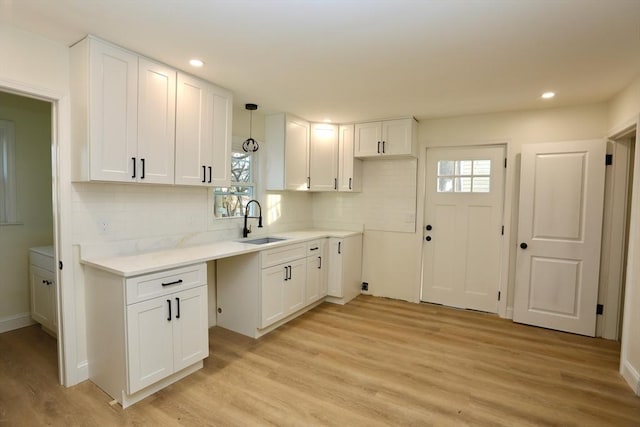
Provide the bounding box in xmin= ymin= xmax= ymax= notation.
xmin=162 ymin=279 xmax=183 ymax=287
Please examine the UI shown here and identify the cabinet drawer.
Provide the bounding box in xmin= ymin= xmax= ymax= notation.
xmin=306 ymin=239 xmax=323 ymax=256
xmin=125 ymin=263 xmax=206 ymax=305
xmin=261 ymin=243 xmax=306 ymax=269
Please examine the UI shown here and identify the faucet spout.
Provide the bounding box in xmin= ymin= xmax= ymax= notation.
xmin=243 ymin=199 xmax=263 ymax=238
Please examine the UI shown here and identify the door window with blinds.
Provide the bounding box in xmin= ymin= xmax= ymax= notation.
xmin=436 ymin=159 xmax=491 ymax=193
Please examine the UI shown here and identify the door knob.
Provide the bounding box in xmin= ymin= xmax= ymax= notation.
xmin=520 ymin=242 xmax=528 ymax=249
xmin=426 ymin=225 xmax=433 ymax=231
xmin=426 ymin=236 xmax=432 ymax=242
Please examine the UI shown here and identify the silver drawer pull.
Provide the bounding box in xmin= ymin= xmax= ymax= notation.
xmin=162 ymin=279 xmax=183 ymax=287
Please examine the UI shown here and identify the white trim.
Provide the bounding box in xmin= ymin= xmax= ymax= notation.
xmin=621 ymin=359 xmax=640 ymax=396
xmin=0 ymin=312 xmax=36 ymax=333
xmin=608 ymin=116 xmax=638 ymax=141
xmin=506 ymin=307 xmax=514 ymax=320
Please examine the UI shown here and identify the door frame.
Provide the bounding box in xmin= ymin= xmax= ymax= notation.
xmin=419 ymin=142 xmax=511 ymax=318
xmin=0 ymin=78 xmax=77 ymax=386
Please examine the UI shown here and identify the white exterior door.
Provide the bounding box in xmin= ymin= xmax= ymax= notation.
xmin=514 ymin=140 xmax=606 ymax=336
xmin=421 ymin=146 xmax=505 ymax=313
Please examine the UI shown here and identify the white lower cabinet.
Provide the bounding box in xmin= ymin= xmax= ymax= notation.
xmin=261 ymin=258 xmax=306 ymax=328
xmin=29 ymin=247 xmax=57 ymax=336
xmin=305 ymin=239 xmax=328 ymax=304
xmin=85 ymin=263 xmax=208 ymax=408
xmin=327 ymin=234 xmax=363 ymax=304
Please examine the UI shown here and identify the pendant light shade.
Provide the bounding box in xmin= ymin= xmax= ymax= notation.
xmin=242 ymin=103 xmax=259 ymax=153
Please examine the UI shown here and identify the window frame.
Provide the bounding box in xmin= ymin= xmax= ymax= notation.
xmin=436 ymin=159 xmax=492 ymax=194
xmin=0 ymin=119 xmax=18 ymax=224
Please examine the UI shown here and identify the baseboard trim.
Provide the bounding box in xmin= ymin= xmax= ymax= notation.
xmin=506 ymin=307 xmax=514 ymax=320
xmin=77 ymin=360 xmax=89 ymax=383
xmin=0 ymin=312 xmax=35 ymax=333
xmin=621 ymin=360 xmax=640 ymax=396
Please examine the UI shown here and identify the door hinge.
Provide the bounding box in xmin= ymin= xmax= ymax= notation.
xmin=501 ymin=225 xmax=504 ymax=235
xmin=504 ymin=158 xmax=507 ymax=168
xmin=498 ymin=291 xmax=501 ymax=301
xmin=596 ymin=304 xmax=604 ymax=315
xmin=59 ymin=261 xmax=63 ymax=270
xmin=605 ymin=154 xmax=613 ymax=166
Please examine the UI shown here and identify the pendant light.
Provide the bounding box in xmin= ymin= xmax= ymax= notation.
xmin=242 ymin=103 xmax=259 ymax=153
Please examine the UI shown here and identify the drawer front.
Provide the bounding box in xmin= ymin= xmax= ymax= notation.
xmin=30 ymin=251 xmax=55 ymax=272
xmin=306 ymin=239 xmax=324 ymax=256
xmin=125 ymin=263 xmax=206 ymax=305
xmin=261 ymin=243 xmax=306 ymax=269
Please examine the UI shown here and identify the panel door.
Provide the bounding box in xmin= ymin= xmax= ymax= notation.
xmin=284 ymin=117 xmax=310 ymax=191
xmin=210 ymin=85 xmax=233 ymax=187
xmin=30 ymin=266 xmax=54 ymax=329
xmin=421 ymin=146 xmax=505 ymax=313
xmin=309 ymin=123 xmax=338 ymax=191
xmin=283 ymin=259 xmax=306 ymax=315
xmin=88 ymin=39 xmax=138 ymax=182
xmin=127 ymin=296 xmax=174 ymax=393
xmin=137 ymin=58 xmax=176 ymax=184
xmin=327 ymin=238 xmax=343 ymax=297
xmin=382 ymin=118 xmax=413 ymax=156
xmin=514 ymin=140 xmax=606 ymax=336
xmin=261 ymin=264 xmax=287 ymax=327
xmin=172 ymin=286 xmax=209 ymax=372
xmin=354 ymin=121 xmax=382 ymax=157
xmin=175 ymin=73 xmax=210 ymax=186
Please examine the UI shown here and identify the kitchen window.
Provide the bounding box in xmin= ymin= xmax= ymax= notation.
xmin=0 ymin=119 xmax=17 ymax=224
xmin=213 ymin=140 xmax=256 ymax=218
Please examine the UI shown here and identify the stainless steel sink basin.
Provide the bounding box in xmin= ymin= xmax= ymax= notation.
xmin=242 ymin=237 xmax=287 ymax=245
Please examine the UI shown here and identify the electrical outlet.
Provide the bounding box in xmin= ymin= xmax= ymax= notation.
xmin=361 ymin=282 xmax=369 ymax=291
xmin=99 ymin=219 xmax=110 ymax=233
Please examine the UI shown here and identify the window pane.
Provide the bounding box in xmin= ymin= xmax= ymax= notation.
xmin=473 ymin=160 xmax=491 ymax=176
xmin=214 ymin=186 xmax=253 ymax=218
xmin=437 ymin=160 xmax=454 ymax=177
xmin=455 ymin=177 xmax=472 ymax=192
xmin=437 ymin=177 xmax=453 ymax=192
xmin=457 ymin=160 xmax=472 ymax=176
xmin=230 ymin=152 xmax=251 ymax=183
xmin=472 ymin=177 xmax=491 ymax=193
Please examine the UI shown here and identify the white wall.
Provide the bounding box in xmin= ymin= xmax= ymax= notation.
xmin=0 ymin=91 xmax=53 ymax=330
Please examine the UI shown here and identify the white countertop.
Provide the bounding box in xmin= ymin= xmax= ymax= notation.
xmin=80 ymin=230 xmax=360 ymax=277
xmin=30 ymin=245 xmax=54 ymax=258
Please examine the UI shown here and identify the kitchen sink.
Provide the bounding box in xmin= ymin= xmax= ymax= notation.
xmin=242 ymin=237 xmax=287 ymax=245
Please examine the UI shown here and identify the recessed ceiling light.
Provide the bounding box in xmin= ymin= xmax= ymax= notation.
xmin=541 ymin=91 xmax=555 ymax=99
xmin=189 ymin=59 xmax=204 ymax=67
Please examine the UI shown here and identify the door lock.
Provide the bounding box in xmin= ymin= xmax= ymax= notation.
xmin=426 ymin=224 xmax=433 ymax=231
xmin=520 ymin=242 xmax=528 ymax=249
xmin=425 ymin=236 xmax=432 ymax=242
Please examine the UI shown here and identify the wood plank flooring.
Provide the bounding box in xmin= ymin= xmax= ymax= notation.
xmin=1 ymin=295 xmax=639 ymax=426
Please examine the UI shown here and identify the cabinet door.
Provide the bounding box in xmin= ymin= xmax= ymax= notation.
xmin=284 ymin=259 xmax=306 ymax=315
xmin=88 ymin=39 xmax=138 ymax=182
xmin=338 ymin=124 xmax=362 ymax=192
xmin=306 ymin=255 xmax=321 ymax=304
xmin=382 ymin=118 xmax=413 ymax=156
xmin=175 ymin=73 xmax=210 ymax=186
xmin=261 ymin=265 xmax=287 ymax=327
xmin=137 ymin=58 xmax=176 ymax=184
xmin=309 ymin=123 xmax=338 ymax=191
xmin=210 ymin=85 xmax=233 ymax=187
xmin=127 ymin=297 xmax=174 ymax=393
xmin=30 ymin=266 xmax=54 ymax=329
xmin=328 ymin=239 xmax=344 ymax=297
xmin=354 ymin=122 xmax=382 ymax=157
xmin=284 ymin=117 xmax=310 ymax=190
xmin=172 ymin=286 xmax=209 ymax=372
xmin=319 ymin=240 xmax=329 ymax=298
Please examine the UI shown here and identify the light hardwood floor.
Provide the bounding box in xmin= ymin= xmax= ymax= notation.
xmin=1 ymin=295 xmax=639 ymax=426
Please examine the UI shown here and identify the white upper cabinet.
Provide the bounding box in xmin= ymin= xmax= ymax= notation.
xmin=338 ymin=124 xmax=362 ymax=192
xmin=309 ymin=123 xmax=338 ymax=191
xmin=137 ymin=58 xmax=176 ymax=184
xmin=175 ymin=73 xmax=232 ymax=186
xmin=71 ymin=35 xmax=232 ymax=186
xmin=265 ymin=113 xmax=310 ymax=191
xmin=354 ymin=117 xmax=418 ymax=158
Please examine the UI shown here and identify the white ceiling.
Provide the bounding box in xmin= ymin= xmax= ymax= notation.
xmin=3 ymin=0 xmax=640 ymax=123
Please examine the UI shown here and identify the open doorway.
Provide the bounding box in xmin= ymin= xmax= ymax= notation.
xmin=598 ymin=129 xmax=636 ymax=341
xmin=0 ymin=90 xmax=59 ymax=381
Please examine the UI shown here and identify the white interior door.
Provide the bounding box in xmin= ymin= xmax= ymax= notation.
xmin=514 ymin=140 xmax=606 ymax=336
xmin=421 ymin=146 xmax=505 ymax=313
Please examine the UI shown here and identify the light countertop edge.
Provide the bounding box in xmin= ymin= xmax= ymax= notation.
xmin=80 ymin=230 xmax=361 ymax=278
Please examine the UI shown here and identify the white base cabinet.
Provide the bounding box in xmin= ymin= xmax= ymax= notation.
xmin=327 ymin=234 xmax=363 ymax=305
xmin=85 ymin=263 xmax=208 ymax=408
xmin=29 ymin=247 xmax=57 ymax=336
